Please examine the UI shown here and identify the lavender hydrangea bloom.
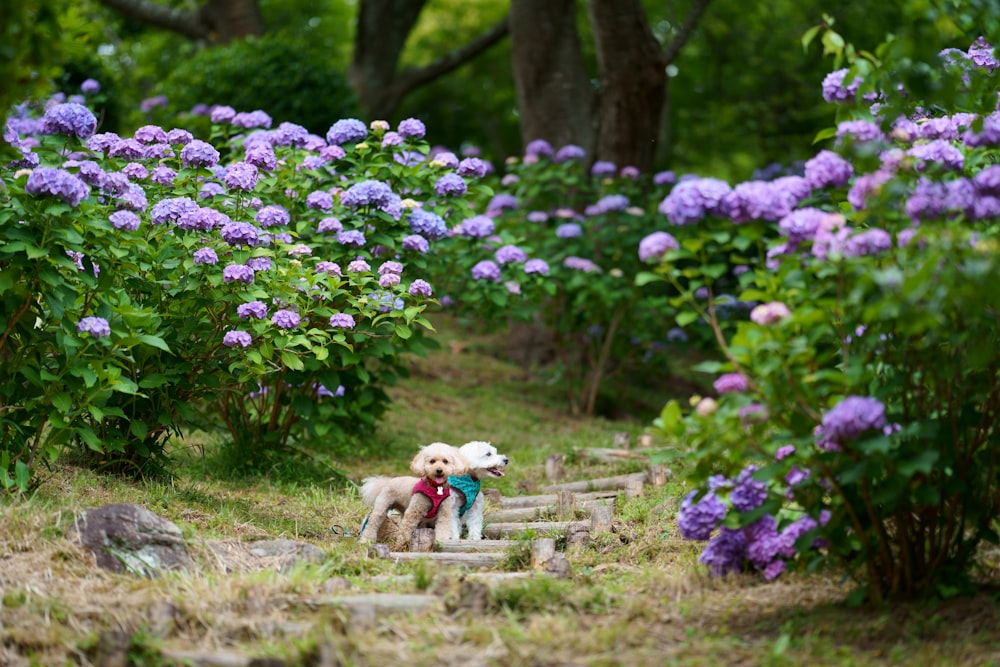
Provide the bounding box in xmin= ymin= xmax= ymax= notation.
xmin=81 ymin=78 xmax=100 ymax=94
xmin=220 ymin=221 xmax=261 ymax=246
xmin=237 ymin=301 xmax=267 ymax=319
xmin=677 ymin=490 xmax=727 ymax=540
xmin=457 ymin=157 xmax=488 ymax=178
xmin=471 ymin=260 xmax=502 ymax=282
xmin=524 ymin=259 xmax=550 ymax=275
xmin=326 ymin=119 xmax=368 ymax=145
xmin=551 ymin=144 xmax=584 ymax=163
xmin=658 ymin=177 xmax=732 ymax=225
xmin=85 ymin=132 xmax=120 ymax=153
xmin=381 ymin=131 xmax=403 ymax=148
xmin=459 ymin=215 xmax=496 ymax=238
xmin=43 ymin=103 xmax=97 ymax=139
xmin=306 ymin=190 xmax=334 ymax=211
xmin=653 ymin=170 xmax=676 ymax=186
xmin=589 ymin=160 xmax=615 ymax=177
xmin=402 ymin=234 xmax=429 ymax=253
xmin=341 ymin=180 xmax=394 ymax=208
xmin=77 ymin=316 xmax=111 ymax=337
xmin=210 ymin=106 xmax=236 ymax=124
xmin=247 ymin=256 xmax=273 ymax=272
xmin=847 ymin=169 xmax=893 ymax=210
xmin=245 ymin=143 xmax=278 ymax=171
xmin=844 ymin=229 xmax=892 ymax=257
xmin=337 ymin=230 xmax=366 ymax=247
xmin=523 ymin=138 xmax=553 ymax=157
xmin=109 ymin=210 xmax=140 ymax=231
xmin=638 ymin=231 xmax=679 ymax=262
xmin=122 ymin=162 xmax=148 ymax=180
xmin=272 ymin=121 xmax=310 ymax=147
xmin=397 ymin=118 xmax=426 ymax=138
xmin=962 ymin=113 xmax=1000 ymax=147
xmin=723 ymin=180 xmax=804 ymax=223
xmin=166 ymin=128 xmax=193 ymax=145
xmin=968 ymin=36 xmax=1000 ymax=70
xmin=180 ymin=140 xmax=220 ymax=168
xmin=133 ymin=125 xmax=166 ymax=144
xmin=118 ymin=184 xmax=148 ymax=212
xmin=271 ymin=309 xmax=300 ymax=329
xmin=817 ymin=395 xmax=886 ymax=450
xmin=329 ymin=313 xmax=355 ymax=328
xmin=495 ymin=245 xmax=527 ymax=264
xmin=699 ymin=528 xmax=746 ymax=576
xmin=107 ymin=139 xmax=144 ymax=160
xmin=409 ymin=279 xmax=433 ymax=297
xmin=434 ymin=173 xmax=467 ymax=197
xmin=224 ymin=162 xmax=259 ymax=191
xmin=223 ymin=264 xmax=254 ymax=284
xmin=232 ymin=110 xmax=272 ymax=129
xmin=730 ymin=466 xmax=768 ymax=512
xmin=316 ymin=261 xmax=342 ymax=276
xmin=804 ymin=150 xmax=854 ymax=189
xmin=255 ymin=205 xmax=289 ymax=228
xmin=907 ymin=139 xmax=965 ymax=171
xmin=488 ymin=193 xmax=518 ymax=212
xmin=192 ymin=248 xmax=218 ymax=265
xmin=371 ymin=291 xmax=404 ymax=312
xmin=778 ymin=208 xmax=826 ymax=243
xmin=591 ymin=194 xmax=629 ymax=214
xmin=556 ymin=223 xmax=583 ymax=238
xmin=713 ymin=373 xmax=748 ymax=394
xmin=318 ymin=217 xmax=343 ymax=233
xmin=25 ymin=168 xmax=90 ymax=207
xmin=527 ymin=211 xmax=549 ymax=223
xmin=750 ymin=301 xmax=791 ymax=325
xmin=151 ymin=197 xmax=199 ymax=225
xmin=821 ymin=68 xmax=862 ymax=103
xmin=409 ymin=209 xmax=448 ymax=239
xmin=430 ymin=151 xmax=459 ymax=168
xmin=378 ymin=261 xmax=403 ymax=276
xmin=150 ymin=166 xmax=177 ymax=186
xmin=223 ymin=330 xmax=252 ymax=347
xmin=563 ymin=256 xmax=602 ymax=273
xmin=99 ymin=171 xmax=130 ymax=196
xmin=836 ymin=120 xmax=885 ymax=143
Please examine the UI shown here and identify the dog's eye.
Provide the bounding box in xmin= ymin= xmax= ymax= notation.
xmin=485 ymin=452 xmax=492 ymax=457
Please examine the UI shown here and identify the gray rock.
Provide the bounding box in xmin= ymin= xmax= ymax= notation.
xmin=69 ymin=503 xmax=192 ymax=576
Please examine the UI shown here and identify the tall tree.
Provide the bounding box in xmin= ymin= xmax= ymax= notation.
xmin=95 ymin=0 xmax=264 ymax=42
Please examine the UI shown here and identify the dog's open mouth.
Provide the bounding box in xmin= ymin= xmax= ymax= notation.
xmin=433 ymin=475 xmax=447 ymax=485
xmin=486 ymin=467 xmax=506 ymax=477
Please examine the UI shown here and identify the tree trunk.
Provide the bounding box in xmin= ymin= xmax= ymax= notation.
xmin=509 ymin=0 xmax=596 ymax=156
xmin=586 ymin=0 xmax=665 ymax=172
xmin=95 ymin=0 xmax=263 ymax=42
xmin=198 ymin=0 xmax=264 ymax=42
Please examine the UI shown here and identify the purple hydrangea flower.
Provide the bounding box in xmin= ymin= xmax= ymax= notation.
xmin=245 ymin=143 xmax=278 ymax=171
xmin=133 ymin=125 xmax=167 ymax=144
xmin=804 ymin=150 xmax=854 ymax=189
xmin=122 ymin=162 xmax=148 ymax=180
xmin=378 ymin=261 xmax=403 ymax=276
xmin=223 ymin=264 xmax=255 ymax=284
xmin=198 ymin=182 xmax=225 ymax=200
xmin=317 ymin=217 xmax=343 ymax=234
xmin=151 ymin=197 xmax=200 ymax=225
xmin=85 ymin=132 xmax=120 ymax=153
xmin=430 ymin=151 xmax=459 ymax=168
xmin=527 ymin=211 xmax=549 ymax=223
xmin=109 ymin=210 xmax=140 ymax=231
xmin=817 ymin=395 xmax=886 ymax=450
xmin=750 ymin=301 xmax=791 ymax=325
xmin=713 ymin=373 xmax=748 ymax=394
xmin=471 ymin=260 xmax=502 ymax=282
xmin=699 ymin=528 xmax=746 ymax=576
xmin=821 ymin=68 xmax=862 ymax=103
xmin=397 ymin=118 xmax=426 ymax=139
xmin=329 ymin=313 xmax=356 ymax=328
xmin=337 ymin=229 xmax=366 ymax=247
xmin=381 ymin=131 xmax=403 ymax=148
xmin=409 ymin=209 xmax=448 ymax=239
xmin=77 ymin=316 xmax=111 ymax=337
xmin=591 ymin=161 xmax=617 ymax=176
xmin=341 ymin=180 xmax=394 ymax=208
xmin=220 ymin=221 xmax=261 ymax=246
xmin=106 ymin=139 xmax=144 ymax=160
xmin=495 ymin=245 xmax=527 ymax=264
xmin=730 ymin=466 xmax=768 ymax=512
xmin=457 ymin=157 xmax=488 ymax=178
xmin=255 ymin=205 xmax=289 ymax=228
xmin=402 ymin=234 xmax=429 ymax=253
xmin=677 ymin=490 xmax=727 ymax=540
xmin=25 ymin=168 xmax=90 ymax=207
xmin=271 ymin=309 xmax=300 ymax=329
xmin=836 ymin=120 xmax=885 ymax=144
xmin=524 ymin=138 xmax=554 ymax=157
xmin=409 ymin=279 xmax=433 ymax=297
xmin=372 ymin=291 xmax=404 ymax=312
xmin=209 ymin=105 xmax=236 ymax=124
xmin=653 ymin=170 xmax=676 ymax=186
xmin=237 ymin=301 xmax=267 ymax=319
xmin=247 ymin=257 xmax=272 ymax=271
xmin=524 ymin=258 xmax=550 ymax=275
xmin=81 ymin=78 xmax=100 ymax=94
xmin=306 ymin=190 xmax=334 ymax=211
xmin=180 ymin=140 xmax=220 ymax=168
xmin=316 ymin=261 xmax=342 ymax=277
xmin=458 ymin=215 xmax=495 ymax=238
xmin=741 ymin=403 xmax=769 ymax=424
xmin=347 ymin=259 xmax=371 ymax=273
xmin=150 ymin=166 xmax=177 ymax=186
xmin=193 ymin=247 xmax=218 ymax=265
xmin=272 ymin=121 xmax=310 ymax=147
xmin=118 ymin=184 xmax=148 ymax=211
xmin=43 ymin=103 xmax=97 ymax=139
xmin=99 ymin=172 xmax=130 ymax=195
xmin=139 ymin=95 xmax=167 ymax=112
xmin=563 ymin=256 xmax=602 ymax=273
xmin=907 ymin=139 xmax=965 ymax=171
xmin=232 ymin=110 xmax=272 ymax=129
xmin=843 ymin=229 xmax=892 ymax=257
xmin=224 ymin=162 xmax=259 ymax=191
xmin=166 ymin=128 xmax=193 ymax=145
xmin=778 ymin=208 xmax=827 ymax=244
xmin=638 ymin=231 xmax=679 ymax=262
xmin=553 ymin=144 xmax=585 ymax=162
xmin=379 ymin=273 xmax=401 ymax=288
xmin=434 ymin=173 xmax=467 ymax=197
xmin=658 ymin=177 xmax=732 ymax=225
xmin=488 ymin=193 xmax=518 ymax=212
xmin=223 ymin=330 xmax=252 ymax=347
xmin=327 ymin=118 xmax=368 ymax=145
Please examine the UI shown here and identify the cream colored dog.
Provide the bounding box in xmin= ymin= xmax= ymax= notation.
xmin=358 ymin=442 xmax=468 ymax=549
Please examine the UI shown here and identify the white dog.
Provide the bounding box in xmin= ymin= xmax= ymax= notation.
xmin=358 ymin=442 xmax=468 ymax=549
xmin=448 ymin=440 xmax=509 ymax=540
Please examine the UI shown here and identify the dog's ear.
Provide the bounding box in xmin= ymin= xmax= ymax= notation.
xmin=410 ymin=447 xmax=427 ymax=476
xmin=451 ymin=447 xmax=470 ymax=476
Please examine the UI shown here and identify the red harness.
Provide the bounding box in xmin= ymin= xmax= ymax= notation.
xmin=412 ymin=478 xmax=451 ymax=519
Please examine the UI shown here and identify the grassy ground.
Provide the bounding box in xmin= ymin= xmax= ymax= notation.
xmin=2 ymin=316 xmax=1000 ymax=666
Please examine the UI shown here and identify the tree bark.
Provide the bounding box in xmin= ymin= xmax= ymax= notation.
xmin=509 ymin=0 xmax=597 ymax=156
xmin=586 ymin=0 xmax=666 ymax=172
xmin=95 ymin=0 xmax=264 ymax=42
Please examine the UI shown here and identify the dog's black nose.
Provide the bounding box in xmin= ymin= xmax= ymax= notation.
xmin=502 ymin=456 xmax=509 ymax=464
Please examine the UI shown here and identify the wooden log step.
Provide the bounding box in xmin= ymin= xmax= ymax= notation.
xmin=315 ymin=593 xmax=441 ymax=614
xmin=439 ymin=539 xmax=515 ymax=553
xmin=484 ymin=520 xmax=590 ymax=539
xmin=381 ymin=551 xmax=507 ymax=567
xmin=540 ymin=471 xmax=648 ymax=493
xmin=499 ymin=490 xmax=619 ymax=509
xmin=487 ymin=498 xmax=612 ymax=522
xmin=573 ymin=447 xmax=650 ymax=462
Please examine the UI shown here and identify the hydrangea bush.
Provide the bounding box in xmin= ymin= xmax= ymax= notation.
xmin=0 ymin=91 xmax=476 ymax=487
xmin=647 ymin=37 xmax=1000 ymax=602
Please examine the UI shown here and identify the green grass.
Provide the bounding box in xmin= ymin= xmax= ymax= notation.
xmin=2 ymin=316 xmax=1000 ymax=666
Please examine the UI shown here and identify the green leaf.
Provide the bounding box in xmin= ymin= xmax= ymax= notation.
xmin=52 ymin=392 xmax=72 ymax=413
xmin=314 ymin=345 xmax=329 ymax=361
xmin=137 ymin=334 xmax=171 ymax=352
xmin=77 ymin=427 xmax=103 ymax=452
xmin=657 ymin=400 xmax=683 ymax=435
xmin=812 ymin=127 xmax=838 ymax=144
xmin=394 ymin=324 xmax=412 ymax=340
xmin=635 ymin=271 xmax=664 ymax=287
xmin=87 ymin=405 xmax=105 ymax=423
xmin=898 ymin=450 xmax=938 ymax=478
xmin=130 ymin=420 xmax=149 ymax=440
xmin=280 ymin=350 xmax=304 ymax=371
xmin=801 ymin=24 xmax=822 ymax=52
xmin=676 ymin=311 xmax=700 ymax=327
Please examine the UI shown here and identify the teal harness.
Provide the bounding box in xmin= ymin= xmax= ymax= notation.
xmin=448 ymin=475 xmax=481 ymax=517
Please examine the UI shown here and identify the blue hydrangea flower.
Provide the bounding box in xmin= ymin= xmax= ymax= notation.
xmin=457 ymin=157 xmax=488 ymax=178
xmin=402 ymin=234 xmax=429 ymax=253
xmin=409 ymin=209 xmax=448 ymax=239
xmin=42 ymin=103 xmax=97 ymax=139
xmin=326 ymin=118 xmax=367 ymax=145
xmin=25 ymin=168 xmax=90 ymax=207
xmin=255 ymin=205 xmax=289 ymax=228
xmin=730 ymin=466 xmax=768 ymax=512
xmin=337 ymin=229 xmax=366 ymax=247
xmin=180 ymin=140 xmax=221 ymax=168
xmin=397 ymin=117 xmax=426 ymax=139
xmin=658 ymin=177 xmax=732 ymax=225
xmin=699 ymin=527 xmax=746 ymax=576
xmin=556 ymin=223 xmax=583 ymax=238
xmin=220 ymin=221 xmax=261 ymax=247
xmin=434 ymin=173 xmax=467 ymax=197
xmin=341 ymin=180 xmax=394 ymax=208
